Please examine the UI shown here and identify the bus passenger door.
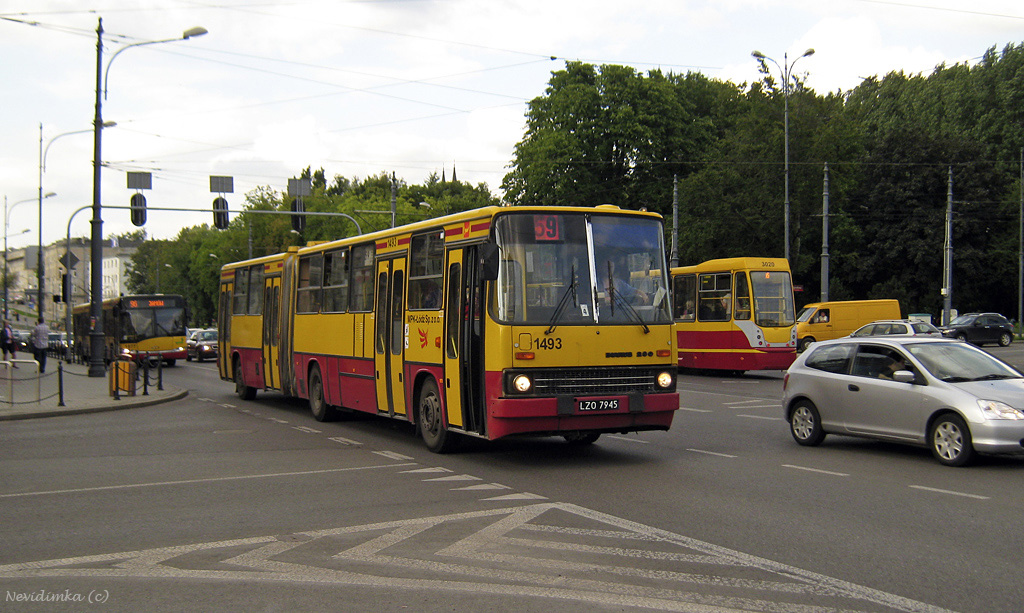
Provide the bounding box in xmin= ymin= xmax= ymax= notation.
xmin=263 ymin=276 xmax=281 ymax=390
xmin=218 ymin=281 xmax=232 ymax=380
xmin=374 ymin=258 xmax=408 ymax=417
xmin=443 ymin=246 xmax=485 ymax=435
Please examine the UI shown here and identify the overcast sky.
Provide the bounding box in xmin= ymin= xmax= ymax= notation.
xmin=2 ymin=0 xmax=1021 ymax=245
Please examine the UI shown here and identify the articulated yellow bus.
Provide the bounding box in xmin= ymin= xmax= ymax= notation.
xmin=218 ymin=205 xmax=679 ymax=452
xmin=671 ymin=257 xmax=797 ymax=372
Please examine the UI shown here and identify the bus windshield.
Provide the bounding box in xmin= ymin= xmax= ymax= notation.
xmin=120 ymin=304 xmax=186 ymax=343
xmin=750 ymin=270 xmax=795 ymax=327
xmin=493 ymin=212 xmax=671 ymax=326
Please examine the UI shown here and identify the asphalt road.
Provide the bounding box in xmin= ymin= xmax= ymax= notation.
xmin=1 ymin=345 xmax=1021 ymax=612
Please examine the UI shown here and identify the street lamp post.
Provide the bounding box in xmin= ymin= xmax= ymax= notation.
xmin=751 ymin=48 xmax=815 ymax=263
xmin=5 ymin=194 xmax=54 ymax=321
xmin=88 ymin=17 xmax=207 ymax=377
xmin=39 ymin=123 xmax=115 ymax=328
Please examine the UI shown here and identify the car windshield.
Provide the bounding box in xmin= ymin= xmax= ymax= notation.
xmin=199 ymin=331 xmax=217 ymax=341
xmin=906 ymin=342 xmax=1022 ymax=382
xmin=947 ymin=315 xmax=974 ymax=326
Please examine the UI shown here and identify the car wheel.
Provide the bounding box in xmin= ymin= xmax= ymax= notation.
xmin=789 ymin=400 xmax=826 ymax=446
xmin=955 ymin=332 xmax=968 ymax=343
xmin=998 ymin=332 xmax=1012 ymax=347
xmin=929 ymin=413 xmax=975 ymax=467
xmin=186 ymin=353 xmax=192 ymax=362
xmin=308 ymin=364 xmax=336 ymax=422
xmin=563 ymin=432 xmax=601 ymax=445
xmin=798 ymin=337 xmax=815 ymax=352
xmin=234 ymin=357 xmax=256 ymax=401
xmin=418 ymin=377 xmax=457 ymax=453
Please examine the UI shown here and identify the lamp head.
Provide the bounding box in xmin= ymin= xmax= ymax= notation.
xmin=802 ymin=48 xmax=815 ymax=58
xmin=182 ymin=26 xmax=208 ymax=40
xmin=751 ymin=51 xmax=765 ymax=60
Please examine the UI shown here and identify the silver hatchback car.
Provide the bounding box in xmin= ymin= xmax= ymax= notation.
xmin=782 ymin=337 xmax=1024 ymax=466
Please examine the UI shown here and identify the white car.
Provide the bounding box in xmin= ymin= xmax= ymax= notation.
xmin=783 ymin=336 xmax=1024 ymax=466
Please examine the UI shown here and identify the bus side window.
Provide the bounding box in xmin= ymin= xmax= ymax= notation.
xmin=673 ymin=274 xmax=696 ymax=321
xmin=350 ymin=244 xmax=375 ymax=312
xmin=734 ymin=271 xmax=751 ymax=320
xmin=232 ymin=267 xmax=249 ymax=315
xmin=248 ymin=264 xmax=264 ymax=315
xmin=297 ymin=254 xmax=324 ymax=314
xmin=322 ymin=249 xmax=349 ymax=313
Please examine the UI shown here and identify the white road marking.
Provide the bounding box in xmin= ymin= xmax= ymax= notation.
xmin=328 ymin=436 xmax=362 ymax=446
xmin=782 ymin=464 xmax=849 ymax=477
xmin=424 ymin=474 xmax=482 ymax=482
xmin=401 ymin=467 xmax=452 ymax=474
xmin=909 ymin=485 xmax=989 ymax=500
xmin=677 ymin=407 xmax=712 ymax=413
xmin=737 ymin=414 xmax=782 ymax=421
xmin=686 ymin=449 xmax=737 ymax=458
xmin=0 ymin=502 xmax=955 ymax=612
xmin=292 ymin=425 xmax=321 ymax=434
xmin=0 ymin=463 xmax=417 ymax=499
xmin=606 ymin=435 xmax=649 ymax=444
xmin=373 ymin=450 xmax=414 ymax=461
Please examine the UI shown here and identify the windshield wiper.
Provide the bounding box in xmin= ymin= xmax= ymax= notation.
xmin=545 ymin=264 xmax=578 ymax=335
xmin=971 ymin=374 xmax=1021 ymax=381
xmin=607 ymin=277 xmax=649 ymax=334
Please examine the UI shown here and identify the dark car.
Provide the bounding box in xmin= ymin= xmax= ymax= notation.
xmin=940 ymin=313 xmax=1014 ymax=347
xmin=186 ymin=329 xmax=218 ymax=362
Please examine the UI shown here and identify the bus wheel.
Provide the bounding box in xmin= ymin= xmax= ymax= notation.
xmin=563 ymin=431 xmax=600 ymax=445
xmin=798 ymin=337 xmax=815 ymax=352
xmin=418 ymin=378 xmax=457 ymax=453
xmin=308 ymin=365 xmax=336 ymax=422
xmin=234 ymin=357 xmax=256 ymax=400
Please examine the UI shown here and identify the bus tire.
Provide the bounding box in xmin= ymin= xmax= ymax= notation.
xmin=798 ymin=337 xmax=815 ymax=352
xmin=234 ymin=357 xmax=256 ymax=401
xmin=308 ymin=364 xmax=336 ymax=422
xmin=418 ymin=377 xmax=457 ymax=453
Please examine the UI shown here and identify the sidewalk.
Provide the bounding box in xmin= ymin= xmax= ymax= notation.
xmin=0 ymin=359 xmax=187 ymax=421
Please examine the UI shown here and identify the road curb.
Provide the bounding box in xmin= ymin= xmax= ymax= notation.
xmin=0 ymin=389 xmax=189 ymax=421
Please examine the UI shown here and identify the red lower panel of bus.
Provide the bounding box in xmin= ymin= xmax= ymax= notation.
xmin=677 ymin=330 xmax=795 ymax=371
xmin=484 ymin=383 xmax=678 ymax=440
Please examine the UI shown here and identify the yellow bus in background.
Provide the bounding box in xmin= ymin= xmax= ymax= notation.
xmin=72 ymin=294 xmax=188 ymax=366
xmin=218 ymin=205 xmax=679 ymax=452
xmin=671 ymin=258 xmax=796 ymax=372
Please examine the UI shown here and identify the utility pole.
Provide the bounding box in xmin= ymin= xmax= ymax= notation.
xmin=820 ymin=163 xmax=829 ymax=302
xmin=942 ymin=167 xmax=953 ymax=326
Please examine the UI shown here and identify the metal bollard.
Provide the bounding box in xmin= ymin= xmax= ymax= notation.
xmin=157 ymin=358 xmax=164 ymax=391
xmin=142 ymin=359 xmax=149 ymax=396
xmin=58 ymin=363 xmax=65 ymax=407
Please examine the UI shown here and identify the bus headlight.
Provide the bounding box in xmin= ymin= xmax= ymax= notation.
xmin=656 ymin=371 xmax=674 ymax=389
xmin=512 ymin=374 xmax=532 ymax=393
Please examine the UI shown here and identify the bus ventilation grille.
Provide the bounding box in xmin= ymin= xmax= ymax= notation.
xmin=530 ymin=367 xmax=663 ymax=396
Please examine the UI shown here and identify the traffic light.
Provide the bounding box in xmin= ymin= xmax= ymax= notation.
xmin=291 ymin=197 xmax=305 ymax=233
xmin=213 ymin=197 xmax=229 ymax=230
xmin=130 ymin=193 xmax=147 ymax=226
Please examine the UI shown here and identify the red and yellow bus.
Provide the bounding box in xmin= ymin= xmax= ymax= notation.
xmin=72 ymin=294 xmax=188 ymax=365
xmin=218 ymin=205 xmax=679 ymax=452
xmin=671 ymin=258 xmax=796 ymax=372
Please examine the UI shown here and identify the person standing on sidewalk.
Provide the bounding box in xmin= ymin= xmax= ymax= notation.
xmin=2 ymin=320 xmax=15 ymax=362
xmin=31 ymin=318 xmax=49 ymax=374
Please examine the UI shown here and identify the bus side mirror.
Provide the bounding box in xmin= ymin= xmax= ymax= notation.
xmin=479 ymin=243 xmax=499 ymax=281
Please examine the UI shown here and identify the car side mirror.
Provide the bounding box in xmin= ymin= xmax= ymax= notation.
xmin=893 ymin=370 xmax=916 ymax=384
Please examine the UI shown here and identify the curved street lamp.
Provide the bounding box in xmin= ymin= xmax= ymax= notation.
xmin=5 ymin=194 xmax=55 ymax=320
xmin=751 ymin=48 xmax=815 ymax=263
xmin=88 ymin=18 xmax=207 ymax=377
xmin=39 ymin=122 xmax=116 ymax=326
